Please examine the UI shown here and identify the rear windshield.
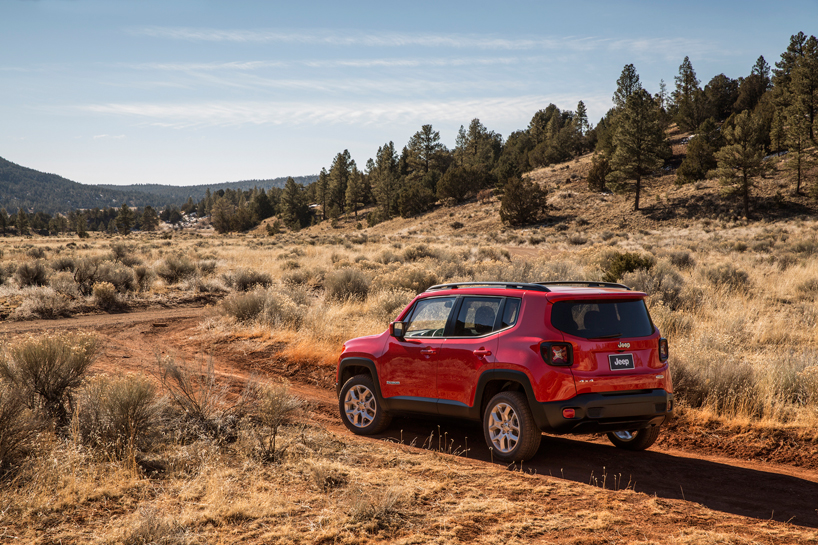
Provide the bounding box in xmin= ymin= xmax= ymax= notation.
xmin=551 ymin=299 xmax=654 ymax=339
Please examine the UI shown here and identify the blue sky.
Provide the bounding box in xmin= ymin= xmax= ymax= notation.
xmin=1 ymin=0 xmax=814 ymax=187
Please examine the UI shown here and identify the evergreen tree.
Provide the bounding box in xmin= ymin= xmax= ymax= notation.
xmin=712 ymin=110 xmax=772 ymax=218
xmin=784 ymin=99 xmax=814 ymax=194
xmin=115 ymin=203 xmax=134 ymax=235
xmin=250 ymin=191 xmax=275 ymax=222
xmin=576 ymin=101 xmax=589 ymax=135
xmin=609 ymin=89 xmax=668 ymax=210
xmin=454 ymin=118 xmax=502 ymax=171
xmin=437 ymin=166 xmax=493 ymax=203
xmin=704 ymin=74 xmax=740 ymax=121
xmin=790 ymin=35 xmax=818 ymax=140
xmin=773 ymin=32 xmax=808 ymax=88
xmin=315 ymin=168 xmax=330 ymax=221
xmin=210 ymin=196 xmax=235 ymax=234
xmin=345 ymin=169 xmax=365 ymax=218
xmin=528 ymin=105 xmax=559 ymax=145
xmin=0 ymin=208 xmax=8 ymax=236
xmin=141 ymin=206 xmax=160 ymax=231
xmin=106 ymin=219 xmax=117 ymax=235
xmin=613 ymin=64 xmax=641 ymax=109
xmin=329 ymin=150 xmax=354 ymax=214
xmin=673 ymin=56 xmax=706 ymax=131
xmin=587 ymin=154 xmax=611 ymax=192
xmin=397 ymin=178 xmax=435 ymax=218
xmin=279 ymin=177 xmax=310 ymax=230
xmin=75 ymin=212 xmax=88 ymax=238
xmin=16 ymin=208 xmax=29 ymax=235
xmin=406 ymin=124 xmax=446 ymax=175
xmin=371 ymin=142 xmax=400 ymax=220
xmin=676 ymin=118 xmax=721 ymax=184
xmin=499 ymin=177 xmax=547 ymax=226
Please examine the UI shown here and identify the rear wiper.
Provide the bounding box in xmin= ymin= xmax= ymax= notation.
xmin=591 ymin=333 xmax=621 ymax=339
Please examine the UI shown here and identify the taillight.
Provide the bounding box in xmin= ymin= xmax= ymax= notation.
xmin=659 ymin=338 xmax=669 ymax=362
xmin=562 ymin=408 xmax=576 ymax=419
xmin=540 ymin=342 xmax=573 ymax=367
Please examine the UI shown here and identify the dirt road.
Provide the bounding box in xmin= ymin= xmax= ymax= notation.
xmin=3 ymin=308 xmax=817 ymax=529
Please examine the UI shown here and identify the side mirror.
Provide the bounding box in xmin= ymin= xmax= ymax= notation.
xmin=390 ymin=321 xmax=406 ymax=339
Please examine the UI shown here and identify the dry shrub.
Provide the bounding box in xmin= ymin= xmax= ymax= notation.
xmin=665 ymin=250 xmax=695 ymax=269
xmin=599 ymin=251 xmax=655 ymax=282
xmin=308 ymin=460 xmax=349 ymax=492
xmin=155 ymin=256 xmax=197 ymax=285
xmin=220 ymin=290 xmax=266 ymax=322
xmin=109 ymin=242 xmax=142 ymax=267
xmin=367 ymin=288 xmax=415 ymax=322
xmin=10 ymin=287 xmax=71 ymax=320
xmin=282 ymin=266 xmax=325 ymax=289
xmin=796 ymin=278 xmax=818 ymax=298
xmin=648 ymin=303 xmax=694 ymax=337
xmin=567 ymin=232 xmax=588 ymax=245
xmin=372 ymin=264 xmax=439 ymax=294
xmin=621 ymin=259 xmax=685 ymax=309
xmin=0 ymin=385 xmax=38 ymax=475
xmin=133 ymin=265 xmax=153 ymax=292
xmin=251 ymin=382 xmax=303 ymax=462
xmin=325 ymin=268 xmax=370 ymax=301
xmin=196 ymin=259 xmax=217 ymax=276
xmin=224 ymin=268 xmax=273 ymax=292
xmin=49 ymin=271 xmax=80 ymax=298
xmin=281 ymin=259 xmax=300 ymax=270
xmin=14 ymin=261 xmax=49 ymax=287
xmin=50 ymin=255 xmax=76 ymax=272
xmin=26 ymin=247 xmax=45 ymax=259
xmin=375 ymin=250 xmax=404 ymax=264
xmin=185 ymin=275 xmax=227 ymax=294
xmin=701 ymin=263 xmax=751 ymax=292
xmin=77 ymin=374 xmax=160 ymax=457
xmin=0 ymin=333 xmax=98 ymax=426
xmin=475 ymin=246 xmax=510 ymax=261
xmin=157 ymin=355 xmax=255 ymax=439
xmin=402 ymin=244 xmax=439 ymax=262
xmin=73 ymin=258 xmax=136 ymax=294
xmin=92 ymin=281 xmax=122 ymax=310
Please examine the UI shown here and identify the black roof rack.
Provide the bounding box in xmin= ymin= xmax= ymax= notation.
xmin=425 ymin=282 xmax=551 ymax=292
xmin=535 ymin=281 xmax=631 ymax=290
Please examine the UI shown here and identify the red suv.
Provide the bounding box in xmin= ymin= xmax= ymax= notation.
xmin=336 ymin=281 xmax=673 ymax=462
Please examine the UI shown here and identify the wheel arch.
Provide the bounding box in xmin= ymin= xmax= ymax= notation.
xmin=472 ymin=370 xmax=545 ymax=427
xmin=337 ymin=357 xmax=388 ymax=409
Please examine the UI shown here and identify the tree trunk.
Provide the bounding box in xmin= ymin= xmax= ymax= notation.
xmin=634 ymin=176 xmax=641 ymax=211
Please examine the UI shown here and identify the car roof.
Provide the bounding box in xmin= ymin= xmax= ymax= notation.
xmin=421 ymin=282 xmax=644 ymax=299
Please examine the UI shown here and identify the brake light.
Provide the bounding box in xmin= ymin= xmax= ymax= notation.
xmin=562 ymin=408 xmax=576 ymax=419
xmin=540 ymin=342 xmax=573 ymax=367
xmin=659 ymin=338 xmax=669 ymax=362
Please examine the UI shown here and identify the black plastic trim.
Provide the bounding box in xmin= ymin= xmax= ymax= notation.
xmin=337 ymin=357 xmax=391 ymax=410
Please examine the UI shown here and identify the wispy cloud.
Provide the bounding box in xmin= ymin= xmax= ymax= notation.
xmin=120 ymin=56 xmax=528 ymax=71
xmin=93 ymin=134 xmax=126 ymax=139
xmin=79 ymin=96 xmax=592 ymax=129
xmin=132 ymin=27 xmax=714 ymax=58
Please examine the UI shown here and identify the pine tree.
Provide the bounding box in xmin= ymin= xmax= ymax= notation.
xmin=16 ymin=208 xmax=29 ymax=235
xmin=676 ymin=118 xmax=721 ymax=184
xmin=613 ymin=64 xmax=641 ymax=109
xmin=790 ymin=35 xmax=818 ymax=140
xmin=329 ymin=150 xmax=354 ymax=214
xmin=115 ymin=204 xmax=134 ymax=235
xmin=315 ymin=168 xmax=330 ymax=221
xmin=673 ymin=56 xmax=706 ymax=131
xmin=712 ymin=110 xmax=772 ymax=218
xmin=210 ymin=196 xmax=235 ymax=234
xmin=371 ymin=142 xmax=400 ymax=220
xmin=454 ymin=118 xmax=502 ymax=171
xmin=141 ymin=206 xmax=160 ymax=231
xmin=75 ymin=212 xmax=88 ymax=238
xmin=345 ymin=169 xmax=365 ymax=218
xmin=784 ymin=99 xmax=814 ymax=194
xmin=406 ymin=124 xmax=446 ymax=175
xmin=773 ymin=32 xmax=808 ymax=88
xmin=279 ymin=177 xmax=309 ymax=230
xmin=0 ymin=208 xmax=8 ymax=236
xmin=499 ymin=177 xmax=547 ymax=226
xmin=609 ymin=89 xmax=668 ymax=210
xmin=575 ymin=101 xmax=589 ymax=135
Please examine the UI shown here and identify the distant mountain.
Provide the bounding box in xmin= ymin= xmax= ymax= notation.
xmin=0 ymin=156 xmax=316 ymax=214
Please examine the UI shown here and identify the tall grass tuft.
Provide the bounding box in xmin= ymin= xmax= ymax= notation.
xmin=14 ymin=261 xmax=49 ymax=287
xmin=325 ymin=268 xmax=370 ymax=301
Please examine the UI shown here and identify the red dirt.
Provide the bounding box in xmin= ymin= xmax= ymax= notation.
xmin=3 ymin=308 xmax=818 ymax=529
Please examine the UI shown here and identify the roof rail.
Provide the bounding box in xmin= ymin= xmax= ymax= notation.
xmin=425 ymin=282 xmax=551 ymax=293
xmin=535 ymin=281 xmax=631 ymax=290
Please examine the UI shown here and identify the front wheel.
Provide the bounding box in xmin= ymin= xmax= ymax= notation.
xmin=339 ymin=375 xmax=392 ymax=435
xmin=482 ymin=391 xmax=542 ymax=463
xmin=607 ymin=426 xmax=661 ymax=451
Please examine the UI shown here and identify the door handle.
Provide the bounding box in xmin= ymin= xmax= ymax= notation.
xmin=473 ymin=349 xmax=492 ymax=357
xmin=420 ymin=348 xmax=437 ymax=355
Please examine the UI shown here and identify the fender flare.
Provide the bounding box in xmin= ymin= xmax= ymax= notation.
xmin=472 ymin=369 xmax=546 ymax=427
xmin=337 ymin=357 xmax=391 ymax=411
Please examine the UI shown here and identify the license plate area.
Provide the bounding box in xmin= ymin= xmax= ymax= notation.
xmin=608 ymin=353 xmax=635 ymax=371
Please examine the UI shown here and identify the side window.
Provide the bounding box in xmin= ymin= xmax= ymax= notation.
xmin=453 ymin=297 xmax=502 ymax=337
xmin=501 ymin=298 xmax=521 ymax=328
xmin=405 ymin=297 xmax=455 ymax=338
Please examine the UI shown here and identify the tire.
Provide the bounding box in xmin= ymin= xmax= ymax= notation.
xmin=482 ymin=391 xmax=542 ymax=463
xmin=339 ymin=374 xmax=392 ymax=435
xmin=606 ymin=426 xmax=661 ymax=451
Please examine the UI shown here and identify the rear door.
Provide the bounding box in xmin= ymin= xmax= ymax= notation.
xmin=437 ymin=296 xmax=506 ymax=408
xmin=550 ymin=298 xmax=666 ymax=394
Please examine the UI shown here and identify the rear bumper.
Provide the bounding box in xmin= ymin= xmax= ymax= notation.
xmin=532 ymin=389 xmax=674 ymax=434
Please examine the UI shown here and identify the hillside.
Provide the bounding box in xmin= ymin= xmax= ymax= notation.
xmin=0 ymin=156 xmax=317 ymax=214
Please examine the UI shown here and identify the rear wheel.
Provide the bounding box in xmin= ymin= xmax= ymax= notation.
xmin=482 ymin=391 xmax=542 ymax=463
xmin=607 ymin=426 xmax=661 ymax=451
xmin=339 ymin=375 xmax=392 ymax=435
